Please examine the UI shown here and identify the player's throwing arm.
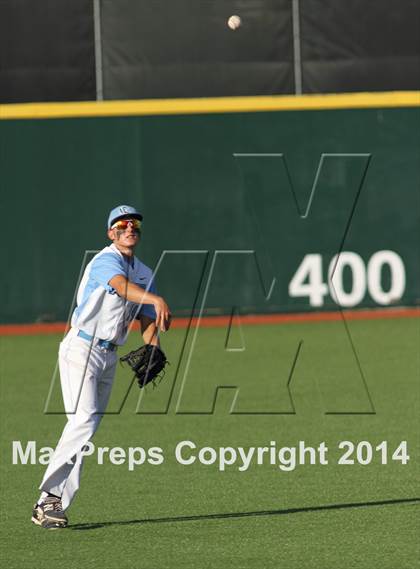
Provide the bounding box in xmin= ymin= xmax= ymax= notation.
xmin=110 ymin=275 xmax=171 ymax=332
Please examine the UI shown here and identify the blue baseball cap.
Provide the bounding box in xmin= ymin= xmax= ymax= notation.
xmin=107 ymin=205 xmax=143 ymax=229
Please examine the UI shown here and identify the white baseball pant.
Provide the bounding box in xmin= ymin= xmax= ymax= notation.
xmin=39 ymin=328 xmax=118 ymax=510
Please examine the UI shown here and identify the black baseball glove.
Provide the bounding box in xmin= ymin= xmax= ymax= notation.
xmin=120 ymin=344 xmax=168 ymax=388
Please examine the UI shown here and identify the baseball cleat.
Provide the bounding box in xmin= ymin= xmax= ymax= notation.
xmin=31 ymin=497 xmax=68 ymax=529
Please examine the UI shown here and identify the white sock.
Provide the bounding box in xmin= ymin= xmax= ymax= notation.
xmin=38 ymin=491 xmax=49 ymax=505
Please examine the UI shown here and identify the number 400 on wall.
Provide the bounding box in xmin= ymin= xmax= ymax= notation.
xmin=289 ymin=250 xmax=406 ymax=308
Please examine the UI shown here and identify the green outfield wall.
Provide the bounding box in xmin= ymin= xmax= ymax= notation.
xmin=1 ymin=96 xmax=419 ymax=323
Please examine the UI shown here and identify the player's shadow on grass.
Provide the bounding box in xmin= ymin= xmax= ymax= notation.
xmin=70 ymin=497 xmax=420 ymax=531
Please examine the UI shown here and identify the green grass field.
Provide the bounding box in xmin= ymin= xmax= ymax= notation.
xmin=1 ymin=317 xmax=419 ymax=568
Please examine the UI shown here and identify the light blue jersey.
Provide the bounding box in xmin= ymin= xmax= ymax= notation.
xmin=71 ymin=244 xmax=157 ymax=345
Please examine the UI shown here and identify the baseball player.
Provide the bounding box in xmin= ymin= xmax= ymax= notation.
xmin=32 ymin=205 xmax=171 ymax=529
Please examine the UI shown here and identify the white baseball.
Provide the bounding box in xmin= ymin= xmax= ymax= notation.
xmin=228 ymin=15 xmax=242 ymax=30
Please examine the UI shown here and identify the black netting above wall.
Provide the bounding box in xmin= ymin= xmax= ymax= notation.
xmin=100 ymin=0 xmax=295 ymax=99
xmin=300 ymin=0 xmax=420 ymax=93
xmin=0 ymin=0 xmax=95 ymax=103
xmin=0 ymin=0 xmax=419 ymax=104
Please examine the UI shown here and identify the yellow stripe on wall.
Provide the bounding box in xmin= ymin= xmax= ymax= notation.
xmin=1 ymin=91 xmax=419 ymax=120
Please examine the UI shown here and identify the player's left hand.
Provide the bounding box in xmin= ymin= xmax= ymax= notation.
xmin=120 ymin=344 xmax=168 ymax=388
